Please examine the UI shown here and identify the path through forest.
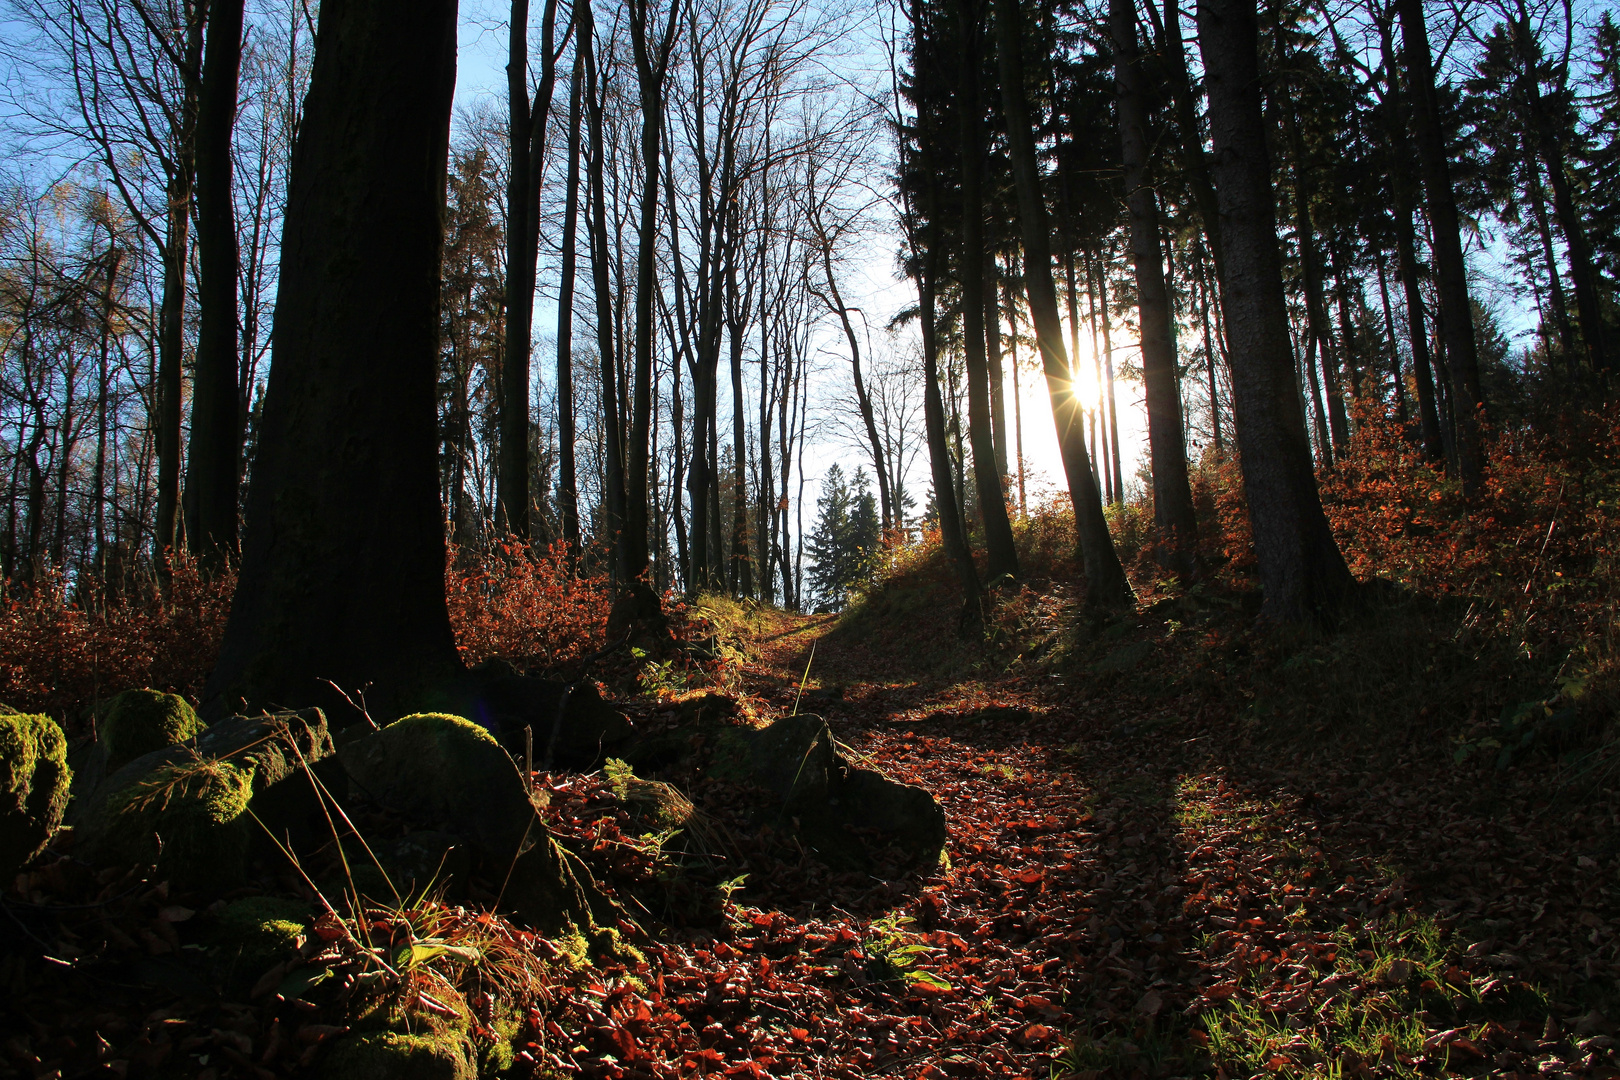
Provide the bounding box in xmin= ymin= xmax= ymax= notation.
xmin=603 ymin=606 xmax=1620 ymax=1078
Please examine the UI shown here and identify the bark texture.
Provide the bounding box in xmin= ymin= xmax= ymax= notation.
xmin=204 ymin=0 xmax=461 ymax=719
xmin=1196 ymin=0 xmax=1355 ymax=625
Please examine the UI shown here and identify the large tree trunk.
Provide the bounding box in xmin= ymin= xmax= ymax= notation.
xmin=1376 ymin=18 xmax=1445 ymax=460
xmin=1153 ymin=0 xmax=1226 ymax=295
xmin=1395 ymin=0 xmax=1484 ymax=492
xmin=582 ymin=15 xmax=628 ymax=577
xmin=621 ymin=0 xmax=680 ymax=588
xmin=204 ymin=0 xmax=461 ymax=719
xmin=1279 ymin=101 xmax=1348 ymax=458
xmin=1195 ymin=0 xmax=1354 ymax=625
xmin=499 ymin=0 xmax=563 ymax=539
xmin=187 ymin=0 xmax=245 ymax=567
xmin=1111 ymin=0 xmax=1199 ymax=579
xmin=156 ymin=14 xmax=205 ymax=565
xmin=993 ymin=0 xmax=1131 ymax=610
xmin=958 ymin=0 xmax=1018 ymax=581
xmin=556 ymin=49 xmax=584 ymax=556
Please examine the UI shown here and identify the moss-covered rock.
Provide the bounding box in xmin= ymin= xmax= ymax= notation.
xmin=83 ymin=759 xmax=254 ymax=889
xmin=317 ymin=1030 xmax=476 ymax=1080
xmin=604 ymin=758 xmax=694 ymax=834
xmin=101 ymin=689 xmax=205 ymax=774
xmin=339 ymin=713 xmax=535 ymax=857
xmin=211 ymin=896 xmax=310 ymax=987
xmin=0 ymin=711 xmax=70 ymax=879
xmin=74 ymin=708 xmax=335 ymax=882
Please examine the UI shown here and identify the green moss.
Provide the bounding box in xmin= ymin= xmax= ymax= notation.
xmin=0 ymin=712 xmax=70 ymax=878
xmin=90 ymin=760 xmax=254 ymax=889
xmin=102 ymin=689 xmax=205 ymax=774
xmin=316 ymin=1030 xmax=476 ymax=1080
xmin=386 ymin=712 xmax=500 ymax=749
xmin=212 ymin=896 xmax=310 ymax=984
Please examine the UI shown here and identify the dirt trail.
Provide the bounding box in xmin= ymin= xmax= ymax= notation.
xmin=649 ymin=610 xmax=1620 ymax=1079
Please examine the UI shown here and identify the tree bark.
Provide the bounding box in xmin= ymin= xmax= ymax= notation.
xmin=187 ymin=0 xmax=245 ymax=567
xmin=1377 ymin=18 xmax=1445 ymax=460
xmin=1195 ymin=0 xmax=1355 ymax=624
xmin=205 ymin=0 xmax=461 ymax=718
xmin=993 ymin=0 xmax=1131 ymax=609
xmin=1112 ymin=0 xmax=1199 ymax=578
xmin=156 ymin=10 xmax=205 ymax=565
xmin=499 ymin=0 xmax=563 ymax=539
xmin=556 ymin=48 xmax=584 ymax=557
xmin=1395 ymin=0 xmax=1484 ymax=492
xmin=958 ymin=0 xmax=1018 ymax=580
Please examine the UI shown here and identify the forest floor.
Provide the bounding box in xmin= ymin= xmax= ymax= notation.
xmin=559 ymin=576 xmax=1620 ymax=1080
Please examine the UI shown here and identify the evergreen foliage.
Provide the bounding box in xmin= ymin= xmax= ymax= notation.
xmin=806 ymin=465 xmax=881 ymax=611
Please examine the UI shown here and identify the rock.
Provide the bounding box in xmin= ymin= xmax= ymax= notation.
xmin=337 ymin=713 xmax=608 ymax=936
xmin=604 ymin=758 xmax=694 ymax=834
xmin=713 ymin=714 xmax=946 ymax=871
xmin=0 ymin=711 xmax=71 ymax=879
xmin=318 ymin=1031 xmax=476 ymax=1080
xmin=83 ymin=758 xmax=255 ymax=890
xmin=101 ymin=689 xmax=205 ymax=774
xmin=1091 ymin=640 xmax=1154 ymax=674
xmin=350 ymin=830 xmax=470 ymax=905
xmin=211 ymin=896 xmax=310 ymax=989
xmin=338 ymin=713 xmax=536 ymax=857
xmin=441 ymin=673 xmax=634 ymax=770
xmin=76 ymin=709 xmax=335 ymax=889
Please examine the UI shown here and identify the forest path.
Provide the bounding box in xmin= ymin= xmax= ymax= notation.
xmin=660 ymin=605 xmax=1620 ymax=1078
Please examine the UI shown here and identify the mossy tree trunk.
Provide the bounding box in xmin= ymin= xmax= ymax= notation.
xmin=204 ymin=0 xmax=462 ymax=720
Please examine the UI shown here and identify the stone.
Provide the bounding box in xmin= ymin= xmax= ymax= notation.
xmin=317 ymin=1031 xmax=476 ymax=1080
xmin=337 ymin=713 xmax=607 ymax=936
xmin=439 ymin=673 xmax=634 ymax=770
xmin=0 ymin=711 xmax=70 ymax=879
xmin=711 ymin=714 xmax=946 ymax=871
xmin=101 ymin=689 xmax=205 ymax=774
xmin=211 ymin=896 xmax=310 ymax=989
xmin=76 ymin=709 xmax=335 ymax=890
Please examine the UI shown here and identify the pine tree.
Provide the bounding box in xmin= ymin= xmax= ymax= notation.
xmin=807 ymin=465 xmax=882 ymax=611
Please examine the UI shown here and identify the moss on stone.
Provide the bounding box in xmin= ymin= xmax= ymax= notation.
xmin=316 ymin=1030 xmax=476 ymax=1080
xmin=0 ymin=711 xmax=70 ymax=879
xmin=102 ymin=689 xmax=205 ymax=774
xmin=212 ymin=896 xmax=310 ymax=984
xmin=87 ymin=759 xmax=254 ymax=889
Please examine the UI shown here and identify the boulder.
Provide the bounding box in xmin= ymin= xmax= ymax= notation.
xmin=210 ymin=896 xmax=310 ymax=990
xmin=337 ymin=713 xmax=609 ymax=936
xmin=101 ymin=689 xmax=206 ymax=774
xmin=76 ymin=709 xmax=335 ymax=890
xmin=0 ymin=711 xmax=71 ymax=879
xmin=317 ymin=1031 xmax=476 ymax=1080
xmin=439 ymin=673 xmax=634 ymax=770
xmin=349 ymin=830 xmax=470 ymax=906
xmin=712 ymin=714 xmax=946 ymax=871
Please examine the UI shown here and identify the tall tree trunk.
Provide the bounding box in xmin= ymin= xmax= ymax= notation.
xmin=1112 ymin=0 xmax=1198 ymax=578
xmin=993 ymin=0 xmax=1131 ymax=609
xmin=1524 ymin=158 xmax=1575 ymax=360
xmin=94 ymin=243 xmax=121 ymax=581
xmin=1329 ymin=241 xmax=1362 ymax=402
xmin=1373 ymin=251 xmax=1410 ymax=425
xmin=499 ymin=0 xmax=563 ymax=539
xmin=1096 ymin=251 xmax=1125 ymax=503
xmin=582 ymin=15 xmax=628 ymax=578
xmin=1396 ymin=0 xmax=1484 ymax=492
xmin=1195 ymin=0 xmax=1355 ymax=624
xmin=985 ymin=253 xmax=1009 ymax=481
xmin=1280 ymin=99 xmax=1348 ymax=458
xmin=1378 ymin=19 xmax=1445 ymax=461
xmin=205 ymin=0 xmax=461 ymax=718
xmin=156 ymin=12 xmax=205 ymax=565
xmin=622 ymin=0 xmax=681 ymax=588
xmin=1153 ymin=0 xmax=1227 ymax=293
xmin=958 ymin=0 xmax=1018 ymax=580
xmin=187 ymin=0 xmax=245 ymax=567
xmin=1196 ymin=239 xmax=1224 ymax=451
xmin=556 ymin=48 xmax=584 ymax=557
